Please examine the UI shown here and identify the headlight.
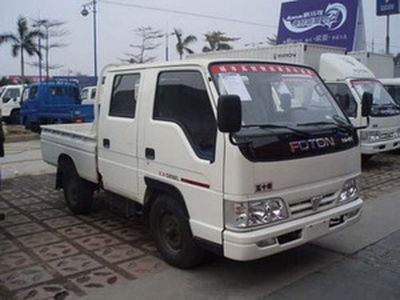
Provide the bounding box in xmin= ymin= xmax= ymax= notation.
xmin=360 ymin=131 xmax=380 ymax=143
xmin=339 ymin=178 xmax=359 ymax=203
xmin=225 ymin=198 xmax=289 ymax=229
xmin=396 ymin=128 xmax=400 ymax=138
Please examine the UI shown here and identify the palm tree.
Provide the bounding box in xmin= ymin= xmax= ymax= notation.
xmin=0 ymin=16 xmax=42 ymax=81
xmin=202 ymin=31 xmax=239 ymax=52
xmin=173 ymin=28 xmax=197 ymax=60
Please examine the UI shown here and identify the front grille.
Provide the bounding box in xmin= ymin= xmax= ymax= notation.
xmin=289 ymin=192 xmax=336 ymax=216
xmin=379 ymin=131 xmax=396 ymax=141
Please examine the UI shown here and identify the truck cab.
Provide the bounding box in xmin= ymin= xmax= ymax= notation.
xmin=0 ymin=84 xmax=25 ymax=124
xmin=80 ymin=86 xmax=97 ymax=105
xmin=41 ymin=59 xmax=364 ymax=268
xmin=322 ymin=54 xmax=400 ymax=156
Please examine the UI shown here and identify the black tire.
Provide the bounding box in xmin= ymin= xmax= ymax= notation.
xmin=9 ymin=110 xmax=20 ymax=125
xmin=61 ymin=161 xmax=93 ymax=215
xmin=150 ymin=194 xmax=205 ymax=268
xmin=362 ymin=154 xmax=374 ymax=164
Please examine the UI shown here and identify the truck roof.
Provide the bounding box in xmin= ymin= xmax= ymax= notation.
xmin=104 ymin=58 xmax=315 ymax=73
xmin=379 ymin=78 xmax=400 ymax=85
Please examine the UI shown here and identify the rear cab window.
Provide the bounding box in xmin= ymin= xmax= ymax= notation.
xmin=109 ymin=74 xmax=141 ymax=118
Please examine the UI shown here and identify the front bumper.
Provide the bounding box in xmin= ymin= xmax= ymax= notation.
xmin=223 ymin=198 xmax=362 ymax=261
xmin=361 ymin=138 xmax=400 ymax=154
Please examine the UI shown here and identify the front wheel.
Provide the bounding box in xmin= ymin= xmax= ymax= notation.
xmin=10 ymin=110 xmax=20 ymax=125
xmin=61 ymin=161 xmax=94 ymax=214
xmin=150 ymin=194 xmax=205 ymax=268
xmin=362 ymin=154 xmax=374 ymax=164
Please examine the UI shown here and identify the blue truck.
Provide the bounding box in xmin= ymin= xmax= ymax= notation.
xmin=21 ymin=81 xmax=94 ymax=131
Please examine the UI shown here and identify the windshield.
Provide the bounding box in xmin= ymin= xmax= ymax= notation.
xmin=352 ymin=80 xmax=400 ymax=117
xmin=352 ymin=80 xmax=396 ymax=106
xmin=210 ymin=63 xmax=349 ymax=130
xmin=383 ymin=84 xmax=400 ymax=106
xmin=21 ymin=87 xmax=29 ymax=103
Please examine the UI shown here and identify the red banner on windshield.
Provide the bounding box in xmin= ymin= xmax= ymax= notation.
xmin=351 ymin=79 xmax=381 ymax=85
xmin=210 ymin=64 xmax=317 ymax=76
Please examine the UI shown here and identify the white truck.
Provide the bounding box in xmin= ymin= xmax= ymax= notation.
xmin=380 ymin=78 xmax=400 ymax=106
xmin=192 ymin=44 xmax=400 ymax=157
xmin=348 ymin=51 xmax=394 ymax=79
xmin=41 ymin=59 xmax=366 ymax=268
xmin=80 ymin=86 xmax=97 ymax=105
xmin=0 ymin=84 xmax=25 ymax=124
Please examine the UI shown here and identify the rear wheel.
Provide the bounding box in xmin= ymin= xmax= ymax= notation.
xmin=150 ymin=194 xmax=205 ymax=269
xmin=61 ymin=161 xmax=93 ymax=214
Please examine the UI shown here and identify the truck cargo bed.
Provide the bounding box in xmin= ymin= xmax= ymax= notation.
xmin=41 ymin=123 xmax=98 ymax=183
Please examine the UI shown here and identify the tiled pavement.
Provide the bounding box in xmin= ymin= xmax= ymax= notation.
xmin=0 ymin=175 xmax=167 ymax=299
xmin=0 ymin=152 xmax=400 ymax=299
xmin=359 ymin=152 xmax=400 ymax=199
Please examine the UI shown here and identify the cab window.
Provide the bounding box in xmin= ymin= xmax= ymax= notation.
xmin=81 ymin=88 xmax=89 ymax=101
xmin=2 ymin=88 xmax=20 ymax=102
xmin=153 ymin=71 xmax=217 ymax=161
xmin=326 ymin=83 xmax=357 ymax=118
xmin=90 ymin=88 xmax=97 ymax=100
xmin=109 ymin=74 xmax=140 ymax=118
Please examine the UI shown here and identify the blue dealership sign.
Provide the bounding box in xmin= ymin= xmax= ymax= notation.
xmin=277 ymin=0 xmax=363 ymax=51
xmin=377 ymin=0 xmax=400 ymax=16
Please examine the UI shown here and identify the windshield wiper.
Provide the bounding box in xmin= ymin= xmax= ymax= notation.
xmin=242 ymin=124 xmax=310 ymax=137
xmin=297 ymin=120 xmax=352 ymax=133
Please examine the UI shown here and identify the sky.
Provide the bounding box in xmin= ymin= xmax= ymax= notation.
xmin=1 ymin=0 xmax=400 ymax=77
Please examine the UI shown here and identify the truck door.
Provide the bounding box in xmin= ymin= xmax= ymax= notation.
xmin=1 ymin=87 xmax=21 ymax=118
xmin=139 ymin=69 xmax=224 ymax=244
xmin=98 ymin=72 xmax=142 ymax=200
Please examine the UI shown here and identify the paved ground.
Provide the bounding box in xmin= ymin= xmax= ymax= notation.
xmin=0 ymin=142 xmax=399 ymax=299
xmin=1 ymin=140 xmax=55 ymax=180
xmin=3 ymin=125 xmax=39 ymax=144
xmin=0 ymin=174 xmax=167 ymax=299
xmin=265 ymin=229 xmax=400 ymax=300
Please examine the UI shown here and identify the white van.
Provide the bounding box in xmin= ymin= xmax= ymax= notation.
xmin=80 ymin=86 xmax=97 ymax=105
xmin=41 ymin=59 xmax=365 ymax=268
xmin=0 ymin=84 xmax=25 ymax=124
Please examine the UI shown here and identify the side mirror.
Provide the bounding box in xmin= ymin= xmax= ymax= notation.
xmin=361 ymin=92 xmax=373 ymax=117
xmin=354 ymin=92 xmax=373 ymax=130
xmin=217 ymin=95 xmax=242 ymax=133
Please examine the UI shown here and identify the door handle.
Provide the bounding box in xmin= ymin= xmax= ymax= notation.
xmin=103 ymin=138 xmax=110 ymax=149
xmin=145 ymin=147 xmax=155 ymax=160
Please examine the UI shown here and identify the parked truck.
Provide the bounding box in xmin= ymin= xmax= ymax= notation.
xmin=0 ymin=84 xmax=25 ymax=124
xmin=21 ymin=81 xmax=94 ymax=131
xmin=191 ymin=44 xmax=400 ymax=157
xmin=80 ymin=85 xmax=97 ymax=105
xmin=41 ymin=59 xmax=368 ymax=268
xmin=348 ymin=51 xmax=394 ymax=79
